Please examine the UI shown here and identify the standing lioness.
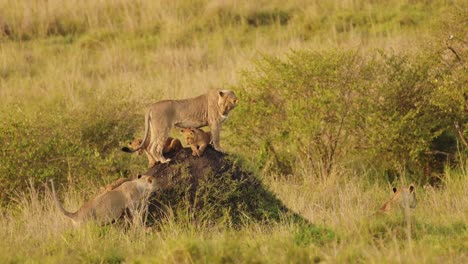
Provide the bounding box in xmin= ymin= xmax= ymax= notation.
xmin=122 ymin=90 xmax=238 ymax=164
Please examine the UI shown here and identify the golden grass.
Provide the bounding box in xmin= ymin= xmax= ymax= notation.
xmin=0 ymin=167 xmax=466 ymax=263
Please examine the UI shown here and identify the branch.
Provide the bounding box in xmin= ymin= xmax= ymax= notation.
xmin=454 ymin=122 xmax=468 ymax=148
xmin=445 ymin=36 xmax=463 ymax=62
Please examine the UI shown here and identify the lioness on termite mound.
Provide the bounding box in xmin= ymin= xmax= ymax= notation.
xmin=50 ymin=175 xmax=159 ymax=226
xmin=180 ymin=127 xmax=211 ymax=157
xmin=122 ymin=90 xmax=238 ymax=165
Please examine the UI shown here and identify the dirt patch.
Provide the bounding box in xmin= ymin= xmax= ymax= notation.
xmin=142 ymin=147 xmax=304 ymax=225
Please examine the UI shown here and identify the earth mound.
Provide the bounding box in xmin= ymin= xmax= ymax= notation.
xmin=144 ymin=147 xmax=304 ymax=225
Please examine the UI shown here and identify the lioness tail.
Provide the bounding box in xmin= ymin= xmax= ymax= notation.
xmin=121 ymin=111 xmax=151 ymax=153
xmin=49 ymin=179 xmax=75 ymax=219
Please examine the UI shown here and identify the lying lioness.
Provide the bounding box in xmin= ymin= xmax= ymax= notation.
xmin=122 ymin=90 xmax=238 ymax=164
xmin=51 ymin=175 xmax=159 ymax=226
xmin=180 ymin=127 xmax=211 ymax=156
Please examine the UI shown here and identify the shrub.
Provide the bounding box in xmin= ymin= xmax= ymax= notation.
xmin=0 ymin=99 xmax=140 ymax=203
xmin=228 ymin=50 xmax=373 ymax=176
xmin=228 ymin=49 xmax=467 ymax=182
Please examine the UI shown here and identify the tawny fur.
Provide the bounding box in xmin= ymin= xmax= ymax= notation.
xmin=100 ymin=177 xmax=133 ymax=192
xmin=51 ymin=175 xmax=159 ymax=226
xmin=126 ymin=137 xmax=182 ymax=167
xmin=180 ymin=127 xmax=212 ymax=156
xmin=121 ymin=90 xmax=238 ymax=164
xmin=378 ymin=184 xmax=417 ymax=214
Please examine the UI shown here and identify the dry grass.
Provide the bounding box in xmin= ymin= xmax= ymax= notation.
xmin=0 ymin=166 xmax=466 ymax=263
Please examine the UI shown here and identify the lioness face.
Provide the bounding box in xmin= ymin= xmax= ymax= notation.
xmin=128 ymin=138 xmax=144 ymax=155
xmin=394 ymin=184 xmax=417 ymax=209
xmin=137 ymin=174 xmax=159 ymax=192
xmin=218 ymin=90 xmax=238 ymax=116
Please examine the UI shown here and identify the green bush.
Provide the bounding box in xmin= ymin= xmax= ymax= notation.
xmin=0 ymin=100 xmax=140 ymax=203
xmin=228 ymin=48 xmax=467 ymax=182
xmin=228 ymin=50 xmax=374 ymax=176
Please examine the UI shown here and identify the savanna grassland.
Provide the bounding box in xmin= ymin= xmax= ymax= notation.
xmin=0 ymin=0 xmax=467 ymax=263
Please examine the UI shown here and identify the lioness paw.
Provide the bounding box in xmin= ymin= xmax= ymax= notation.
xmin=160 ymin=158 xmax=171 ymax=164
xmin=214 ymin=146 xmax=225 ymax=153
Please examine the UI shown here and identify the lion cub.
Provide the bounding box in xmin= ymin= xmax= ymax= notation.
xmin=180 ymin=128 xmax=212 ymax=156
xmin=124 ymin=137 xmax=182 ymax=168
xmin=51 ymin=175 xmax=159 ymax=226
xmin=378 ymin=184 xmax=417 ymax=214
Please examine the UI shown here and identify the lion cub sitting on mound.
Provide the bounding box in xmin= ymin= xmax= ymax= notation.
xmin=126 ymin=137 xmax=182 ymax=168
xmin=378 ymin=184 xmax=417 ymax=214
xmin=51 ymin=175 xmax=159 ymax=226
xmin=180 ymin=127 xmax=212 ymax=157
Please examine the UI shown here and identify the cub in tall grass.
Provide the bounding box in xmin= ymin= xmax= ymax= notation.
xmin=180 ymin=127 xmax=211 ymax=157
xmin=50 ymin=175 xmax=159 ymax=226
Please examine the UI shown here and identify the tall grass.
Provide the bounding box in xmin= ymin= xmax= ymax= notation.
xmin=0 ymin=166 xmax=466 ymax=263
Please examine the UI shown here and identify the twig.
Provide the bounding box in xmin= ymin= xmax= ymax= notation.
xmin=454 ymin=122 xmax=468 ymax=148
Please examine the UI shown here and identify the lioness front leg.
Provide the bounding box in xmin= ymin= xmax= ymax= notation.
xmin=210 ymin=125 xmax=224 ymax=153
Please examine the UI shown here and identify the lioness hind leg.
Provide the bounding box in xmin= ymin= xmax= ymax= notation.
xmin=143 ymin=149 xmax=157 ymax=168
xmin=148 ymin=141 xmax=161 ymax=167
xmin=149 ymin=139 xmax=170 ymax=164
xmin=156 ymin=142 xmax=171 ymax=163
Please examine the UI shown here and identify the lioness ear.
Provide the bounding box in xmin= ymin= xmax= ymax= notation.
xmin=409 ymin=184 xmax=415 ymax=193
xmin=137 ymin=174 xmax=142 ymax=179
xmin=147 ymin=177 xmax=153 ymax=184
xmin=218 ymin=91 xmax=225 ymax=97
xmin=392 ymin=187 xmax=397 ymax=193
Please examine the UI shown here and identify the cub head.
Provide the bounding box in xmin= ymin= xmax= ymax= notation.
xmin=217 ymin=90 xmax=238 ymax=116
xmin=128 ymin=138 xmax=144 ymax=155
xmin=180 ymin=128 xmax=196 ymax=144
